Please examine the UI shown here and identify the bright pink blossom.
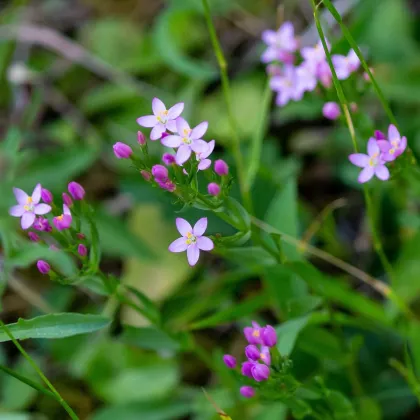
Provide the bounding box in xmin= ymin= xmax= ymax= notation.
xmin=332 ymin=50 xmax=360 ymax=80
xmin=53 ymin=205 xmax=72 ymax=230
xmin=377 ymin=124 xmax=407 ymax=162
xmin=261 ymin=22 xmax=298 ymax=64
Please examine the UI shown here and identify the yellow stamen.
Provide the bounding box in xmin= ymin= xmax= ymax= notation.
xmin=260 ymin=353 xmax=265 ymax=359
xmin=252 ymin=330 xmax=260 ymax=338
xmin=57 ymin=215 xmax=64 ymax=221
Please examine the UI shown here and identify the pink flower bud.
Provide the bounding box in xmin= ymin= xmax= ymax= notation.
xmin=62 ymin=193 xmax=73 ymax=207
xmin=113 ymin=142 xmax=133 ymax=159
xmin=77 ymin=244 xmax=88 ymax=257
xmin=245 ymin=345 xmax=260 ymax=361
xmin=161 ymin=132 xmax=169 ymax=139
xmin=68 ymin=182 xmax=85 ymax=200
xmin=322 ymin=102 xmax=341 ymax=120
xmin=152 ymin=164 xmax=168 ymax=181
xmin=223 ymin=354 xmax=236 ymax=369
xmin=207 ymin=182 xmax=221 ymax=196
xmin=261 ymin=325 xmax=277 ymax=347
xmin=140 ymin=170 xmax=152 ymax=182
xmin=157 ymin=179 xmax=176 ymax=192
xmin=33 ymin=217 xmax=51 ymax=232
xmin=137 ymin=131 xmax=146 ymax=145
xmin=241 ymin=361 xmax=255 ymax=378
xmin=350 ymin=102 xmax=358 ymax=113
xmin=214 ymin=159 xmax=229 ymax=176
xmin=240 ymin=386 xmax=255 ymax=398
xmin=162 ymin=153 xmax=176 ymax=165
xmin=374 ymin=130 xmax=386 ymax=140
xmin=251 ymin=363 xmax=270 ymax=381
xmin=41 ymin=188 xmax=53 ymax=204
xmin=28 ymin=232 xmax=39 ymax=242
xmin=77 ymin=233 xmax=85 ymax=239
xmin=37 ymin=260 xmax=50 ymax=275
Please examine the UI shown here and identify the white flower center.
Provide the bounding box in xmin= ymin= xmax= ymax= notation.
xmin=157 ymin=110 xmax=169 ymax=124
xmin=185 ymin=231 xmax=197 ymax=245
xmin=24 ymin=196 xmax=34 ymax=212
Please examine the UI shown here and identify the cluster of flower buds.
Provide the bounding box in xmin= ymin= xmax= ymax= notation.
xmin=223 ymin=321 xmax=278 ymax=398
xmin=349 ymin=124 xmax=407 ymax=183
xmin=261 ymin=22 xmax=361 ymax=111
xmin=112 ymin=98 xmax=234 ymax=266
xmin=9 ymin=181 xmax=89 ymax=275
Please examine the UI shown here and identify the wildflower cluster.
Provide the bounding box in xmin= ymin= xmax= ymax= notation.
xmin=112 ymin=98 xmax=234 ymax=266
xmin=9 ymin=181 xmax=91 ymax=277
xmin=349 ymin=124 xmax=407 ymax=183
xmin=261 ymin=22 xmax=361 ymax=114
xmin=223 ymin=321 xmax=278 ymax=398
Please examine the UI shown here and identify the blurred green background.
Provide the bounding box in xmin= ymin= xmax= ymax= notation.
xmin=2 ymin=0 xmax=420 ymax=419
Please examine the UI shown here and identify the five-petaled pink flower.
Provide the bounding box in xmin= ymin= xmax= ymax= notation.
xmin=270 ymin=66 xmax=304 ymax=107
xmin=377 ymin=124 xmax=407 ymax=162
xmin=195 ymin=140 xmax=215 ymax=171
xmin=332 ymin=50 xmax=360 ymax=80
xmin=169 ymin=218 xmax=214 ymax=266
xmin=9 ymin=184 xmax=51 ymax=229
xmin=137 ymin=98 xmax=184 ymax=140
xmin=349 ymin=138 xmax=390 ymax=183
xmin=161 ymin=118 xmax=209 ymax=165
xmin=53 ymin=205 xmax=72 ymax=230
xmin=261 ymin=22 xmax=298 ymax=64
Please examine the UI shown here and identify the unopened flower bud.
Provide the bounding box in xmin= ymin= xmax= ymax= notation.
xmin=68 ymin=182 xmax=85 ymax=200
xmin=113 ymin=142 xmax=133 ymax=159
xmin=162 ymin=153 xmax=176 ymax=165
xmin=28 ymin=232 xmax=39 ymax=242
xmin=137 ymin=131 xmax=146 ymax=145
xmin=140 ymin=170 xmax=152 ymax=182
xmin=62 ymin=193 xmax=73 ymax=207
xmin=152 ymin=164 xmax=168 ymax=181
xmin=37 ymin=260 xmax=50 ymax=275
xmin=374 ymin=130 xmax=386 ymax=140
xmin=322 ymin=102 xmax=341 ymax=120
xmin=207 ymin=182 xmax=221 ymax=196
xmin=41 ymin=188 xmax=53 ymax=204
xmin=223 ymin=354 xmax=236 ymax=369
xmin=214 ymin=159 xmax=229 ymax=176
xmin=240 ymin=386 xmax=255 ymax=398
xmin=77 ymin=244 xmax=88 ymax=257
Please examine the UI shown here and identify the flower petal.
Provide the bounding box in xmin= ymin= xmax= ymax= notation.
xmin=21 ymin=212 xmax=35 ymax=229
xmin=13 ymin=187 xmax=28 ymax=205
xmin=193 ymin=217 xmax=207 ymax=236
xmin=198 ymin=159 xmax=211 ymax=171
xmin=197 ymin=236 xmax=214 ymax=251
xmin=166 ymin=120 xmax=178 ymax=133
xmin=167 ymin=102 xmax=184 ymax=119
xmin=176 ymin=117 xmax=190 ymax=134
xmin=388 ymin=124 xmax=400 ymax=142
xmin=203 ymin=140 xmax=215 ymax=158
xmin=63 ymin=204 xmax=71 ymax=215
xmin=168 ymin=237 xmax=188 ymax=253
xmin=349 ymin=153 xmax=369 ymax=167
xmin=367 ymin=138 xmax=380 ymax=156
xmin=176 ymin=218 xmax=192 ymax=236
xmin=191 ymin=140 xmax=208 ymax=154
xmin=152 ymin=97 xmax=166 ymax=115
xmin=191 ymin=121 xmax=208 ymax=140
xmin=187 ymin=244 xmax=200 ymax=266
xmin=32 ymin=184 xmax=41 ymax=204
xmin=176 ymin=145 xmax=192 ymax=165
xmin=376 ymin=140 xmax=391 ymax=153
xmin=9 ymin=205 xmax=25 ymax=217
xmin=137 ymin=115 xmax=157 ymax=127
xmin=261 ymin=30 xmax=277 ymax=45
xmin=161 ymin=135 xmax=181 ymax=148
xmin=375 ymin=165 xmax=390 ymax=181
xmin=150 ymin=124 xmax=165 ymax=140
xmin=261 ymin=47 xmax=279 ymax=64
xmin=358 ymin=166 xmax=374 ymax=183
xmin=34 ymin=204 xmax=52 ymax=215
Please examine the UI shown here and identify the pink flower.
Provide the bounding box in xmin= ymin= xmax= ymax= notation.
xmin=168 ymin=218 xmax=214 ymax=266
xmin=349 ymin=138 xmax=390 ymax=183
xmin=377 ymin=124 xmax=407 ymax=162
xmin=332 ymin=50 xmax=360 ymax=80
xmin=244 ymin=321 xmax=262 ymax=345
xmin=33 ymin=217 xmax=52 ymax=232
xmin=161 ymin=118 xmax=209 ymax=165
xmin=259 ymin=346 xmax=271 ymax=365
xmin=240 ymin=386 xmax=255 ymax=398
xmin=195 ymin=140 xmax=215 ymax=171
xmin=296 ymin=62 xmax=318 ymax=93
xmin=137 ymin=98 xmax=184 ymax=140
xmin=270 ymin=66 xmax=304 ymax=107
xmin=53 ymin=205 xmax=72 ymax=230
xmin=162 ymin=153 xmax=176 ymax=165
xmin=301 ymin=40 xmax=329 ymax=66
xmin=322 ymin=102 xmax=341 ymax=120
xmin=9 ymin=184 xmax=52 ymax=229
xmin=261 ymin=22 xmax=298 ymax=63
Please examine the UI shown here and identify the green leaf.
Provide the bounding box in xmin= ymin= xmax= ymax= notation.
xmin=189 ymin=292 xmax=268 ymax=330
xmin=8 ymin=243 xmax=77 ymax=277
xmin=125 ymin=286 xmax=160 ymax=324
xmin=288 ymin=262 xmax=390 ymax=325
xmin=276 ymin=315 xmax=311 ymax=356
xmin=0 ymin=313 xmax=111 ymax=342
xmin=153 ymin=7 xmax=217 ymax=80
xmin=265 ymin=177 xmax=301 ymax=260
xmin=326 ymin=391 xmax=357 ymax=420
xmin=221 ymin=247 xmax=276 ymax=269
xmin=355 ymin=397 xmax=382 ymax=420
xmin=121 ymin=326 xmax=179 ymax=352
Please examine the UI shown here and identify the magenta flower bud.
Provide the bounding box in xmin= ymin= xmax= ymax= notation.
xmin=223 ymin=354 xmax=237 ymax=369
xmin=162 ymin=153 xmax=176 ymax=165
xmin=62 ymin=193 xmax=73 ymax=207
xmin=113 ymin=142 xmax=133 ymax=159
xmin=152 ymin=164 xmax=168 ymax=181
xmin=245 ymin=345 xmax=260 ymax=361
xmin=77 ymin=244 xmax=88 ymax=257
xmin=68 ymin=182 xmax=85 ymax=200
xmin=251 ymin=363 xmax=270 ymax=381
xmin=41 ymin=188 xmax=53 ymax=204
xmin=241 ymin=361 xmax=255 ymax=378
xmin=33 ymin=217 xmax=51 ymax=232
xmin=240 ymin=386 xmax=255 ymax=398
xmin=137 ymin=131 xmax=146 ymax=145
xmin=322 ymin=102 xmax=341 ymax=120
xmin=157 ymin=179 xmax=176 ymax=192
xmin=36 ymin=260 xmax=50 ymax=275
xmin=28 ymin=232 xmax=39 ymax=242
xmin=207 ymin=182 xmax=221 ymax=196
xmin=140 ymin=170 xmax=152 ymax=182
xmin=214 ymin=159 xmax=229 ymax=176
xmin=261 ymin=325 xmax=277 ymax=347
xmin=374 ymin=130 xmax=386 ymax=140
xmin=77 ymin=233 xmax=85 ymax=240
xmin=161 ymin=132 xmax=169 ymax=139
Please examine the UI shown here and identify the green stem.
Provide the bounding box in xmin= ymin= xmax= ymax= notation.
xmin=0 ymin=320 xmax=79 ymax=420
xmin=201 ymin=0 xmax=251 ymax=212
xmin=310 ymin=0 xmax=395 ymax=285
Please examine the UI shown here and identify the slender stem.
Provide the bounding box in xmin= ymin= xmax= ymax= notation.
xmin=310 ymin=0 xmax=396 ymax=285
xmin=0 ymin=320 xmax=79 ymax=420
xmin=201 ymin=0 xmax=251 ymax=211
